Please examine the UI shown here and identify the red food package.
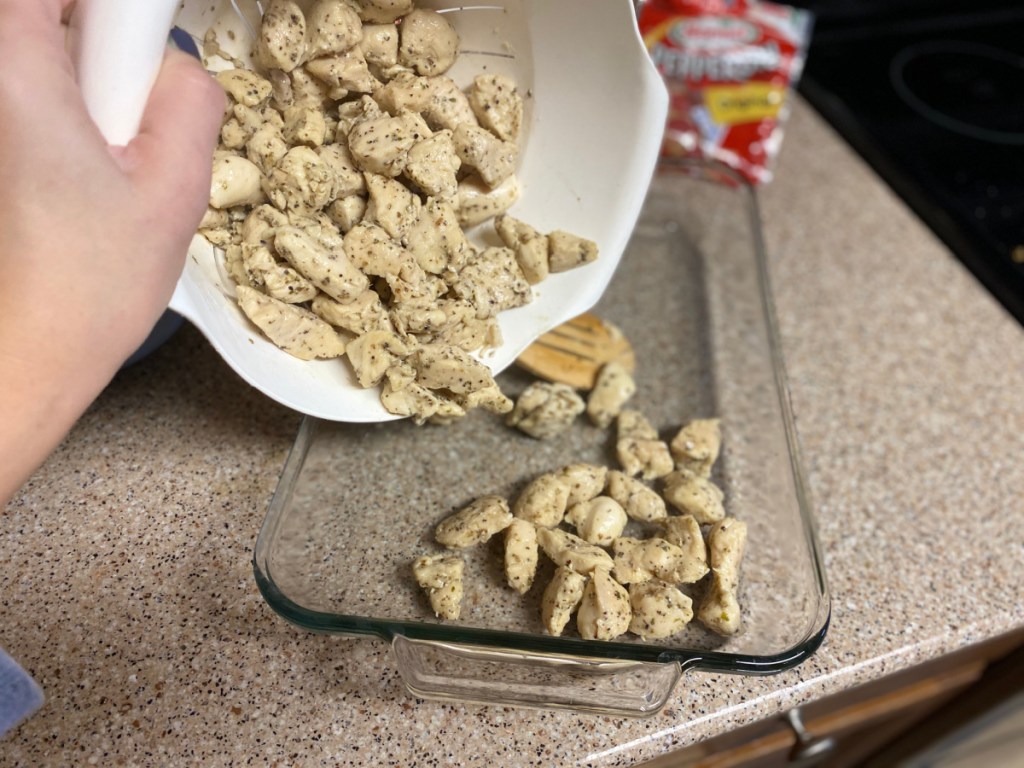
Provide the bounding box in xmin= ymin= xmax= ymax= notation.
xmin=638 ymin=0 xmax=813 ymax=184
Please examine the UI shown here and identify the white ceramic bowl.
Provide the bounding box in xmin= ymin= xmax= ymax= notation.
xmin=165 ymin=0 xmax=667 ymax=421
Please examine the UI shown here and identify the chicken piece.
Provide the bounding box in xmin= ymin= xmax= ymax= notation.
xmin=326 ymin=195 xmax=367 ymax=232
xmin=469 ymin=74 xmax=523 ymax=143
xmin=246 ymin=121 xmax=290 ymax=176
xmin=210 ymin=153 xmax=266 ymax=209
xmin=257 ymin=0 xmax=307 ymax=73
xmin=456 ymin=173 xmax=519 ymax=227
xmin=216 ymin=68 xmax=273 ymax=107
xmin=450 ymin=247 xmax=531 ymax=319
xmin=422 ymin=75 xmax=479 ymax=132
xmin=354 ymin=0 xmax=413 ymax=24
xmin=504 ymin=519 xmax=539 ymax=595
xmin=452 ymin=123 xmax=518 ymax=189
xmin=412 ymin=553 xmax=463 ymax=620
xmin=336 ymin=94 xmax=385 ymax=136
xmin=261 ymin=263 xmax=320 ymax=303
xmin=360 ymin=23 xmax=399 ymax=68
xmin=241 ymin=204 xmax=288 ymax=246
xmin=241 ymin=243 xmax=278 ymax=287
xmin=287 ymin=65 xmax=333 ymax=109
xmin=372 ymin=71 xmax=433 ymax=115
xmin=306 ymin=0 xmax=363 ymax=59
xmin=273 ymin=226 xmax=370 ymax=303
xmin=222 ymin=244 xmax=248 ymax=287
xmin=661 ymin=469 xmax=726 ymax=524
xmin=564 ymin=497 xmax=627 ymax=547
xmin=315 ymin=143 xmax=365 ymax=199
xmin=605 ymin=470 xmax=667 ymax=523
xmin=381 ymin=379 xmax=459 ymax=424
xmin=306 ymin=46 xmax=380 ymax=94
xmin=264 ymin=146 xmax=335 ymax=214
xmin=287 ymin=209 xmax=345 ymax=252
xmin=235 ymin=285 xmax=345 ymax=360
xmin=541 ymin=566 xmax=586 ymax=636
xmin=455 ymin=383 xmax=513 ymax=415
xmin=505 ymin=382 xmax=585 ymax=439
xmin=512 ymin=473 xmax=571 ymax=528
xmin=658 ymin=515 xmax=709 ymax=580
xmin=548 ymin=230 xmax=599 ymax=273
xmin=616 ymin=409 xmax=673 ymax=480
xmin=282 ymin=105 xmax=327 ymax=147
xmin=586 ymin=361 xmax=636 ymax=428
xmin=311 ymin=290 xmax=391 ymax=335
xmin=423 ymin=300 xmax=497 ymax=352
xmin=577 ymin=568 xmax=631 ymax=641
xmin=697 ymin=518 xmax=747 ymax=636
xmin=398 ymin=9 xmax=459 ymax=76
xmin=410 ymin=343 xmax=494 ymax=395
xmin=670 ymin=418 xmax=722 ymax=478
xmin=629 ymin=581 xmax=693 ymax=640
xmin=343 ymin=222 xmax=423 ymax=283
xmin=347 ymin=111 xmax=432 ymax=179
xmin=612 ymin=536 xmax=705 ymax=585
xmin=404 ymin=198 xmax=472 ymax=274
xmin=346 ymin=329 xmax=411 ymax=388
xmin=198 ymin=207 xmax=231 ymax=247
xmin=404 ymin=130 xmax=460 ymax=200
xmin=494 ymin=215 xmax=548 ymax=284
xmin=558 ymin=464 xmax=608 ymax=507
xmin=363 ymin=173 xmax=423 ymax=241
xmin=536 ymin=527 xmax=614 ymax=575
xmin=435 ymin=495 xmax=512 ymax=549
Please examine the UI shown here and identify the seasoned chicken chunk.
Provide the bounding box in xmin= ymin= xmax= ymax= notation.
xmin=577 ymin=568 xmax=631 ymax=641
xmin=697 ymin=517 xmax=747 ymax=636
xmin=348 ymin=112 xmax=432 ymax=177
xmin=469 ymin=74 xmax=523 ymax=143
xmin=513 ymin=473 xmax=571 ymax=528
xmin=412 ymin=553 xmax=464 ymax=620
xmin=257 ymin=0 xmax=307 ymax=73
xmin=315 ymin=143 xmax=365 ymax=198
xmin=494 ymin=214 xmax=548 ymax=284
xmin=662 ymin=469 xmax=726 ymax=524
xmin=450 ymin=247 xmax=531 ymax=319
xmin=273 ymin=226 xmax=370 ymax=303
xmin=670 ymin=418 xmax=722 ymax=478
xmin=306 ymin=0 xmax=363 ymax=59
xmin=360 ymin=23 xmax=399 ymax=68
xmin=343 ymin=222 xmax=423 ymax=282
xmin=398 ymin=9 xmax=459 ymax=76
xmin=504 ymin=518 xmax=539 ymax=595
xmin=404 ymin=198 xmax=472 ymax=274
xmin=404 ymin=130 xmax=460 ymax=200
xmin=247 ymin=121 xmax=290 ymax=175
xmin=456 ymin=173 xmax=519 ymax=228
xmin=311 ymin=290 xmax=392 ymax=335
xmin=606 ymin=470 xmax=667 ymax=523
xmin=548 ymin=229 xmax=599 ymax=273
xmin=346 ymin=329 xmax=411 ymax=387
xmin=629 ymin=581 xmax=693 ymax=640
xmin=506 ymin=382 xmax=585 ymax=439
xmin=658 ymin=514 xmax=709 ymax=580
xmin=452 ymin=123 xmax=518 ymax=188
xmin=305 ymin=47 xmax=380 ymax=94
xmin=265 ymin=146 xmax=335 ymax=213
xmin=587 ymin=361 xmax=636 ymax=428
xmin=235 ymin=285 xmax=345 ymax=360
xmin=282 ymin=104 xmax=327 ymax=147
xmin=410 ymin=343 xmax=494 ymax=394
xmin=381 ymin=379 xmax=461 ymax=424
xmin=216 ymin=68 xmax=273 ymax=107
xmin=363 ymin=173 xmax=423 ymax=241
xmin=536 ymin=527 xmax=614 ymax=575
xmin=616 ymin=409 xmax=674 ymax=480
xmin=541 ymin=566 xmax=586 ymax=636
xmin=210 ymin=153 xmax=266 ymax=209
xmin=435 ymin=495 xmax=512 ymax=548
xmin=612 ymin=536 xmax=706 ymax=585
xmin=564 ymin=496 xmax=627 ymax=547
xmin=354 ymin=0 xmax=413 ymax=24
xmin=422 ymin=75 xmax=479 ymax=132
xmin=558 ymin=464 xmax=608 ymax=507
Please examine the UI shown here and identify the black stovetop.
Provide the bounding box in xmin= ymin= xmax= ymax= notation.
xmin=795 ymin=1 xmax=1024 ymax=323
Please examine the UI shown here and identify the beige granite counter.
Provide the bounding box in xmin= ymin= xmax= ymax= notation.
xmin=2 ymin=99 xmax=1023 ymax=766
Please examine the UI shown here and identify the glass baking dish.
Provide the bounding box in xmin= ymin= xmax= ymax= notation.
xmin=252 ymin=159 xmax=830 ymax=716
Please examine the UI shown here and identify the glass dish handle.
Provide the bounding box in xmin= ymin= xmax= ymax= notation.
xmin=391 ymin=635 xmax=685 ymax=716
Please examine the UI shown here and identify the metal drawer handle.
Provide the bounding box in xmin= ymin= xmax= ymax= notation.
xmin=785 ymin=708 xmax=838 ymax=765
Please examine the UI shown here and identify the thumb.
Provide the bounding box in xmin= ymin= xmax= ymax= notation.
xmin=119 ymin=48 xmax=225 ymax=224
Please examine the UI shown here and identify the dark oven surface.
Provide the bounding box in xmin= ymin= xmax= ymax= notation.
xmin=795 ymin=1 xmax=1024 ymax=323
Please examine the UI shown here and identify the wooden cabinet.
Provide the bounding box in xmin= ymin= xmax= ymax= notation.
xmin=641 ymin=629 xmax=1024 ymax=768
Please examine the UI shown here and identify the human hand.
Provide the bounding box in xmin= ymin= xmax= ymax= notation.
xmin=0 ymin=0 xmax=224 ymax=504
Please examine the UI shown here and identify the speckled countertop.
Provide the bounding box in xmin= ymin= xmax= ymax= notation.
xmin=3 ymin=99 xmax=1023 ymax=766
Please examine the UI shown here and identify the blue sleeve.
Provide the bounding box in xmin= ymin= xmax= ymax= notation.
xmin=0 ymin=647 xmax=44 ymax=737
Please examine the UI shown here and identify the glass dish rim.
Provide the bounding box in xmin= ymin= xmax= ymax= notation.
xmin=251 ymin=158 xmax=832 ymax=676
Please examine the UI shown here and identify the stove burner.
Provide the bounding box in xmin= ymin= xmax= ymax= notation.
xmin=890 ymin=41 xmax=1024 ymax=145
